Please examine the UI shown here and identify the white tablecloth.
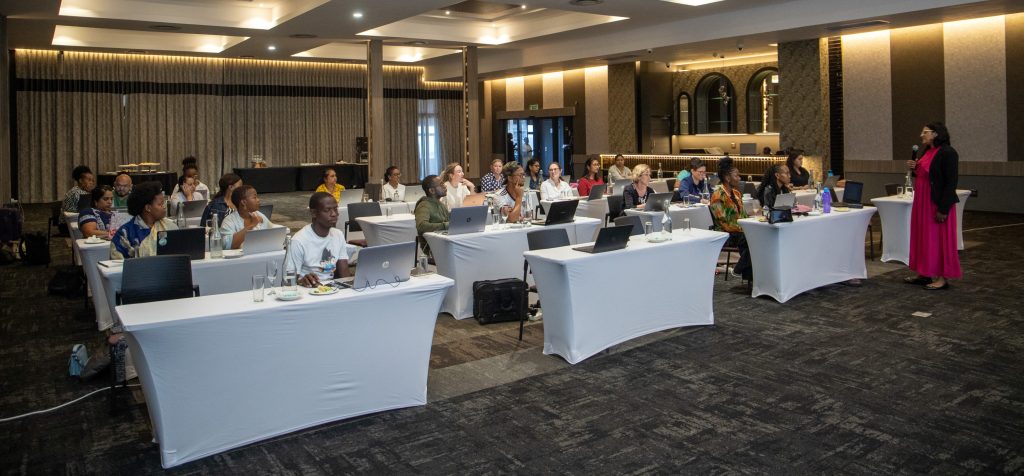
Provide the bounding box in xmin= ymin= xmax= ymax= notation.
xmin=424 ymin=218 xmax=601 ymax=319
xmin=525 ymin=228 xmax=728 ymax=364
xmin=117 ymin=274 xmax=453 ymax=468
xmin=540 ymin=197 xmax=608 ymax=234
xmin=337 ymin=201 xmax=413 ymax=229
xmin=625 ymin=204 xmax=715 ymax=232
xmin=871 ymin=189 xmax=971 ymax=264
xmin=96 ymin=250 xmax=286 ymax=327
xmin=356 ymin=213 xmax=416 ymax=247
xmin=75 ymin=239 xmax=116 ymax=330
xmin=739 ymin=207 xmax=875 ymax=303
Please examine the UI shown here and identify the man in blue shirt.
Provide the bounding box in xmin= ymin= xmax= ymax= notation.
xmin=676 ymin=158 xmax=709 ymax=203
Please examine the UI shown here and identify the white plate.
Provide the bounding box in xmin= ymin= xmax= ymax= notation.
xmin=646 ymin=234 xmax=672 ymax=243
xmin=84 ymin=237 xmax=106 ymax=244
xmin=275 ymin=292 xmax=302 ymax=301
xmin=309 ymin=287 xmax=338 ymax=296
xmin=807 ymin=210 xmax=823 ymax=216
xmin=222 ymin=249 xmax=243 ymax=259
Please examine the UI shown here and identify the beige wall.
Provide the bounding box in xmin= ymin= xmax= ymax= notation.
xmin=842 ymin=31 xmax=892 ymax=162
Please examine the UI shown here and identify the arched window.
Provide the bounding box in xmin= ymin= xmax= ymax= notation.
xmin=677 ymin=92 xmax=691 ymax=135
xmin=747 ymin=68 xmax=780 ymax=133
xmin=694 ymin=74 xmax=735 ymax=134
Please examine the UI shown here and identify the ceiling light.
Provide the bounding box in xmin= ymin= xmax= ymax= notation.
xmin=149 ymin=25 xmax=181 ymax=31
xmin=445 ymin=10 xmax=451 ymax=15
xmin=569 ymin=0 xmax=603 ymax=5
xmin=406 ymin=40 xmax=428 ymax=46
xmin=769 ymin=43 xmax=778 ymax=47
xmin=659 ymin=0 xmax=724 ymax=5
xmin=267 ymin=45 xmax=277 ymax=51
xmin=353 ymin=12 xmax=363 ymax=19
xmin=521 ymin=4 xmax=527 ymax=8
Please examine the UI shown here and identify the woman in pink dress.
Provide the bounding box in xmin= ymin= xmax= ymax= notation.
xmin=904 ymin=122 xmax=961 ymax=290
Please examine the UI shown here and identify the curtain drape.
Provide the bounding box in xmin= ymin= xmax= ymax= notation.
xmin=14 ymin=50 xmax=465 ymax=202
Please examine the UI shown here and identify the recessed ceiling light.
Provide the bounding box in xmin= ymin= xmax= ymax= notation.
xmin=267 ymin=45 xmax=277 ymax=51
xmin=445 ymin=10 xmax=451 ymax=15
xmin=289 ymin=34 xmax=318 ymax=39
xmin=569 ymin=0 xmax=603 ymax=5
xmin=406 ymin=40 xmax=428 ymax=46
xmin=521 ymin=4 xmax=527 ymax=8
xmin=149 ymin=25 xmax=181 ymax=31
xmin=353 ymin=12 xmax=363 ymax=19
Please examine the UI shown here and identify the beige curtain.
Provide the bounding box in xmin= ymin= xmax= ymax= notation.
xmin=14 ymin=50 xmax=466 ymax=202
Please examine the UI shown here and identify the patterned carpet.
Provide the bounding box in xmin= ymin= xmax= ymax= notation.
xmin=1 ymin=201 xmax=1022 ymax=474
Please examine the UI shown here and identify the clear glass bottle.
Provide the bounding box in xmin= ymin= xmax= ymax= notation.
xmin=210 ymin=213 xmax=223 ymax=258
xmin=661 ymin=208 xmax=673 ymax=239
xmin=657 ymin=162 xmax=663 ymax=179
xmin=175 ymin=202 xmax=186 ymax=228
xmin=814 ymin=187 xmax=823 ymax=212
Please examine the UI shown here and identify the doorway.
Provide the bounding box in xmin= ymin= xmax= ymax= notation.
xmin=502 ymin=116 xmax=573 ymax=179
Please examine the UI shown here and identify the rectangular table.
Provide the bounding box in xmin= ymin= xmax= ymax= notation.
xmin=424 ymin=218 xmax=601 ymax=319
xmin=96 ymin=250 xmax=285 ymax=327
xmin=870 ymin=189 xmax=972 ymax=264
xmin=356 ymin=213 xmax=416 ymax=247
xmin=118 ymin=273 xmax=453 ymax=468
xmin=739 ymin=207 xmax=876 ymax=303
xmin=625 ymin=204 xmax=714 ymax=232
xmin=525 ymin=228 xmax=728 ymax=364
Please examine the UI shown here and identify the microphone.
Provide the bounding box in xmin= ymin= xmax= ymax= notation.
xmin=911 ymin=145 xmax=919 ymax=161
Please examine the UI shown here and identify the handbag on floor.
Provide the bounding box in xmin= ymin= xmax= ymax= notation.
xmin=68 ymin=344 xmax=89 ymax=377
xmin=472 ymin=278 xmax=527 ymax=324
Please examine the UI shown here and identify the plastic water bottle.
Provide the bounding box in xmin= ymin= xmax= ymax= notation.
xmin=814 ymin=188 xmax=823 ymax=212
xmin=210 ymin=213 xmax=223 ymax=258
xmin=176 ymin=203 xmax=186 ymax=228
xmin=822 ymin=187 xmax=832 ymax=214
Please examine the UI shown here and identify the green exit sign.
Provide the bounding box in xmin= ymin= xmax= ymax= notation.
xmin=528 ymin=104 xmax=539 ymax=111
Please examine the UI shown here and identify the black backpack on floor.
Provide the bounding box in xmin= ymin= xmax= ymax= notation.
xmin=19 ymin=232 xmax=50 ymax=266
xmin=48 ymin=266 xmax=85 ymax=298
xmin=473 ymin=278 xmax=527 ymax=325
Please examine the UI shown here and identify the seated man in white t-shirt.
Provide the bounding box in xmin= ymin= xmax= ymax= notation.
xmin=289 ymin=192 xmax=351 ymax=287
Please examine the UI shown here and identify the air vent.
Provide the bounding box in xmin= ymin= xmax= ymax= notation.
xmin=289 ymin=34 xmax=318 ymax=39
xmin=825 ymin=20 xmax=890 ymax=32
xmin=149 ymin=25 xmax=181 ymax=31
xmin=570 ymin=0 xmax=603 ymax=5
xmin=600 ymin=54 xmax=639 ymax=62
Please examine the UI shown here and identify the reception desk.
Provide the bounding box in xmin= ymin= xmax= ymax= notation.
xmin=234 ymin=164 xmax=368 ymax=192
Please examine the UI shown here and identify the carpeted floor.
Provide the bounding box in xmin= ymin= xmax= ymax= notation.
xmin=1 ymin=199 xmax=1022 ymax=474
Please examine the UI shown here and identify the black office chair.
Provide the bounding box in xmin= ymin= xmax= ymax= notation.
xmin=708 ymin=210 xmax=743 ymax=282
xmin=345 ymin=202 xmax=382 ymax=247
xmin=614 ymin=215 xmax=644 ymax=236
xmin=258 ymin=203 xmax=274 ymax=220
xmin=111 ymin=255 xmax=200 ymax=414
xmin=605 ymin=195 xmax=625 ymax=226
xmin=520 ymin=228 xmax=570 ymax=341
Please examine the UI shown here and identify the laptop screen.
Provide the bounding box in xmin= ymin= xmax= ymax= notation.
xmin=842 ymin=182 xmax=863 ymax=204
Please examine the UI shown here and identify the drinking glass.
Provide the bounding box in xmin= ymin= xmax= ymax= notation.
xmin=644 ymin=222 xmax=653 ymax=236
xmin=417 ymin=256 xmax=430 ymax=275
xmin=499 ymin=207 xmax=510 ymax=229
xmin=266 ymin=261 xmax=279 ymax=295
xmin=906 ymin=185 xmax=914 ymax=197
xmin=361 ymin=192 xmax=369 ymax=202
xmin=896 ymin=186 xmax=904 ymax=197
xmin=252 ymin=275 xmax=266 ymax=302
xmin=684 ymin=218 xmax=691 ymax=232
xmin=522 ymin=208 xmax=533 ymax=226
xmin=682 ymin=194 xmax=690 ymax=207
xmin=386 ymin=207 xmax=392 ymax=218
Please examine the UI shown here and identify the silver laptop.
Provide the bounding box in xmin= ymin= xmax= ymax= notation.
xmin=447 ymin=205 xmax=489 ymax=235
xmin=336 ymin=241 xmax=415 ymax=290
xmin=611 ymin=179 xmax=632 ymax=195
xmin=340 ymin=189 xmax=363 ymax=206
xmin=404 ymin=186 xmax=425 ymax=203
xmin=182 ymin=199 xmax=207 ymax=219
xmin=643 ymin=192 xmax=674 ymax=212
xmin=773 ymin=192 xmax=796 ymax=209
xmin=240 ymin=226 xmax=288 ymax=255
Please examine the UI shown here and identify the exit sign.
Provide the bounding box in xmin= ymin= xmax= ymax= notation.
xmin=528 ymin=104 xmax=539 ymax=111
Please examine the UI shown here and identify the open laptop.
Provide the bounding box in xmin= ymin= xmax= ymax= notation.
xmin=334 ymin=241 xmax=416 ymax=290
xmin=339 ymin=189 xmax=363 ymax=206
xmin=404 ymin=186 xmax=425 ymax=204
xmin=156 ymin=228 xmax=206 ymax=260
xmin=822 ymin=175 xmax=839 ymax=191
xmin=572 ymin=225 xmax=633 ymax=254
xmin=447 ymin=205 xmax=489 ymax=235
xmin=241 ymin=226 xmax=288 ymax=255
xmin=542 ymin=199 xmax=579 ymax=226
xmin=611 ymin=179 xmax=632 ymax=195
xmin=773 ymin=192 xmax=796 ymax=209
xmin=832 ymin=181 xmax=863 ymax=208
xmin=643 ymin=192 xmax=674 ymax=212
xmin=586 ymin=184 xmax=606 ymax=201
xmin=76 ymin=194 xmax=93 ymax=212
xmin=181 ymin=200 xmax=207 ymax=219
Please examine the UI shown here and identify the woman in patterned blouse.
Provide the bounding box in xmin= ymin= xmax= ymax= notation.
xmin=709 ymin=158 xmax=752 ymax=280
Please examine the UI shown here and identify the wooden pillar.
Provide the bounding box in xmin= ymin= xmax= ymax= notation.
xmin=463 ymin=46 xmax=480 ymax=175
xmin=366 ymin=39 xmax=385 ymax=184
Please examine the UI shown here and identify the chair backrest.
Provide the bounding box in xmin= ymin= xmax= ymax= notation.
xmin=607 ymin=195 xmax=625 ymax=218
xmin=258 ymin=203 xmax=274 ymax=220
xmin=346 ymin=202 xmax=382 ymax=232
xmin=364 ymin=182 xmax=382 ymax=202
xmin=614 ymin=215 xmax=644 ymax=236
xmin=76 ymin=194 xmax=93 ymax=213
xmin=119 ymin=255 xmax=196 ymax=305
xmin=743 ymin=182 xmax=757 ymax=196
xmin=526 ymin=228 xmax=570 ymax=251
xmin=884 ymin=183 xmax=900 ymax=196
xmin=462 ymin=193 xmax=487 ymax=207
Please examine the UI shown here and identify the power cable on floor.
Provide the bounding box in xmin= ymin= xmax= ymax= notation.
xmin=0 ymin=384 xmax=141 ymax=423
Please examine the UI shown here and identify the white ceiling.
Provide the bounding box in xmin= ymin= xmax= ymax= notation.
xmin=2 ymin=0 xmax=1023 ymax=80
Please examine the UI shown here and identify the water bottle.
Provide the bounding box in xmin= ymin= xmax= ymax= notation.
xmin=814 ymin=188 xmax=823 ymax=212
xmin=822 ymin=187 xmax=832 ymax=214
xmin=657 ymin=162 xmax=663 ymax=179
xmin=281 ymin=235 xmax=296 ymax=291
xmin=176 ymin=203 xmax=186 ymax=228
xmin=661 ymin=208 xmax=673 ymax=238
xmin=210 ymin=213 xmax=223 ymax=258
